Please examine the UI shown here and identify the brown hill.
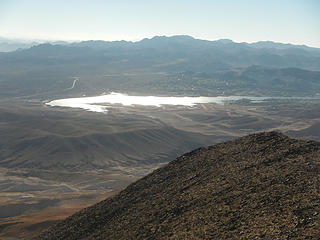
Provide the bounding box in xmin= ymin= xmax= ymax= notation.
xmin=0 ymin=105 xmax=215 ymax=170
xmin=36 ymin=132 xmax=320 ymax=239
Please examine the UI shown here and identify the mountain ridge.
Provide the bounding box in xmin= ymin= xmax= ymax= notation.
xmin=1 ymin=35 xmax=319 ymax=52
xmin=36 ymin=131 xmax=320 ymax=239
xmin=1 ymin=35 xmax=320 ymax=98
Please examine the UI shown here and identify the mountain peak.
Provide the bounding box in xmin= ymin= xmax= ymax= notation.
xmin=139 ymin=35 xmax=195 ymax=43
xmin=214 ymin=38 xmax=234 ymax=44
xmin=37 ymin=132 xmax=320 ymax=240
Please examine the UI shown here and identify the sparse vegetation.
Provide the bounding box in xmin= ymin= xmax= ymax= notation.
xmin=36 ymin=132 xmax=320 ymax=239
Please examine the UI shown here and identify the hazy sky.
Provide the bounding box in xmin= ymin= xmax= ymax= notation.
xmin=1 ymin=0 xmax=319 ymax=47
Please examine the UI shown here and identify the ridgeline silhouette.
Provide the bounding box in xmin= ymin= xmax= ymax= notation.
xmin=37 ymin=132 xmax=320 ymax=239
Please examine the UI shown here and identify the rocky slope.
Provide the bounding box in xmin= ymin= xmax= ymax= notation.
xmin=37 ymin=132 xmax=320 ymax=239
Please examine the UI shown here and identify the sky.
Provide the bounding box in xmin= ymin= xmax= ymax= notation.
xmin=0 ymin=0 xmax=319 ymax=47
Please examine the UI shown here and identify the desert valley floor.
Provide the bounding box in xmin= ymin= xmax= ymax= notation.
xmin=0 ymin=97 xmax=320 ymax=239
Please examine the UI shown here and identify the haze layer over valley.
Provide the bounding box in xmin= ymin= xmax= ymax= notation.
xmin=0 ymin=36 xmax=320 ymax=239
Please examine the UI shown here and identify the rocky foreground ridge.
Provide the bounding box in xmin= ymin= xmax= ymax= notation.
xmin=37 ymin=132 xmax=320 ymax=239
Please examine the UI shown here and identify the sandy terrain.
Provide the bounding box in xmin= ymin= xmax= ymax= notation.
xmin=0 ymin=98 xmax=319 ymax=239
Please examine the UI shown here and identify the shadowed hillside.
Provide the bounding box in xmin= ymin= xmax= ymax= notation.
xmin=36 ymin=132 xmax=320 ymax=239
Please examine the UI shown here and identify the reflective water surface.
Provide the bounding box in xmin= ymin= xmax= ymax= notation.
xmin=45 ymin=92 xmax=316 ymax=113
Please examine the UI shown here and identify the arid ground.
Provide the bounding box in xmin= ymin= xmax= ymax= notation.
xmin=0 ymin=98 xmax=319 ymax=239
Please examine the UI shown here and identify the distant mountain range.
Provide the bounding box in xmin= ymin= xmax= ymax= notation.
xmin=36 ymin=132 xmax=320 ymax=239
xmin=1 ymin=35 xmax=319 ymax=52
xmin=0 ymin=35 xmax=320 ymax=98
xmin=0 ymin=37 xmax=69 ymax=52
xmin=0 ymin=37 xmax=36 ymax=52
